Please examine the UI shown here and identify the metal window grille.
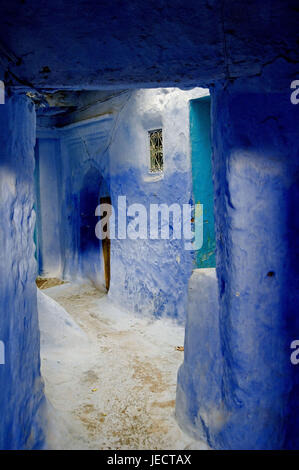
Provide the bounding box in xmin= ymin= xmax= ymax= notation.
xmin=149 ymin=129 xmax=163 ymax=172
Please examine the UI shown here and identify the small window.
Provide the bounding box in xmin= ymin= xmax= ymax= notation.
xmin=149 ymin=129 xmax=163 ymax=172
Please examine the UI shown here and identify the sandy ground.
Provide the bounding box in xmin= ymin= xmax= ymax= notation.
xmin=36 ymin=277 xmax=66 ymax=289
xmin=37 ymin=282 xmax=208 ymax=450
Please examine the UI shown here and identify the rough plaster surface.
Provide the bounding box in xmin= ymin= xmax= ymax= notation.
xmin=107 ymin=88 xmax=209 ymax=321
xmin=210 ymin=80 xmax=299 ymax=449
xmin=0 ymin=1 xmax=298 ymax=89
xmin=0 ymin=95 xmax=45 ymax=449
xmin=176 ymin=269 xmax=221 ymax=444
xmin=176 ymin=79 xmax=299 ymax=450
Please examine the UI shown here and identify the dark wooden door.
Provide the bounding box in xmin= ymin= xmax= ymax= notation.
xmin=100 ymin=196 xmax=111 ymax=291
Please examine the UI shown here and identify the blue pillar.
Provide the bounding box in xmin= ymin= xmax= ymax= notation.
xmin=211 ymin=80 xmax=299 ymax=449
xmin=177 ymin=79 xmax=299 ymax=449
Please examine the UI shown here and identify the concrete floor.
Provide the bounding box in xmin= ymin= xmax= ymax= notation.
xmin=37 ymin=282 xmax=208 ymax=450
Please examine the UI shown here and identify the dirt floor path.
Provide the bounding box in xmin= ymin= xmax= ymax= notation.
xmin=38 ymin=282 xmax=207 ymax=450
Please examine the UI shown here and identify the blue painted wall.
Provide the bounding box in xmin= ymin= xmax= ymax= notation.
xmin=177 ymin=75 xmax=299 ymax=450
xmin=108 ymin=168 xmax=193 ymax=321
xmin=176 ymin=268 xmax=220 ymax=444
xmin=190 ymin=97 xmax=215 ymax=268
xmin=36 ymin=116 xmax=113 ymax=287
xmin=0 ymin=95 xmax=45 ymax=449
xmin=59 ymin=120 xmax=112 ymax=287
xmin=0 ymin=1 xmax=297 ymax=91
xmin=107 ymin=88 xmax=208 ymax=322
xmin=34 ymin=138 xmax=62 ymax=277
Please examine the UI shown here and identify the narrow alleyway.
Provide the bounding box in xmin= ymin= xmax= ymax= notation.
xmin=37 ymin=282 xmax=208 ymax=450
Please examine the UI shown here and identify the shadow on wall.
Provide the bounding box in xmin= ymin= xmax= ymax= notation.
xmin=79 ymin=167 xmax=110 ymax=289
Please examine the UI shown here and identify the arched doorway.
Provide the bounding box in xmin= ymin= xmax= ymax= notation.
xmin=80 ymin=168 xmax=111 ymax=290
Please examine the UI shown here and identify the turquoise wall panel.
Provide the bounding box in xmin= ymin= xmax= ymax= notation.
xmin=190 ymin=96 xmax=215 ymax=268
